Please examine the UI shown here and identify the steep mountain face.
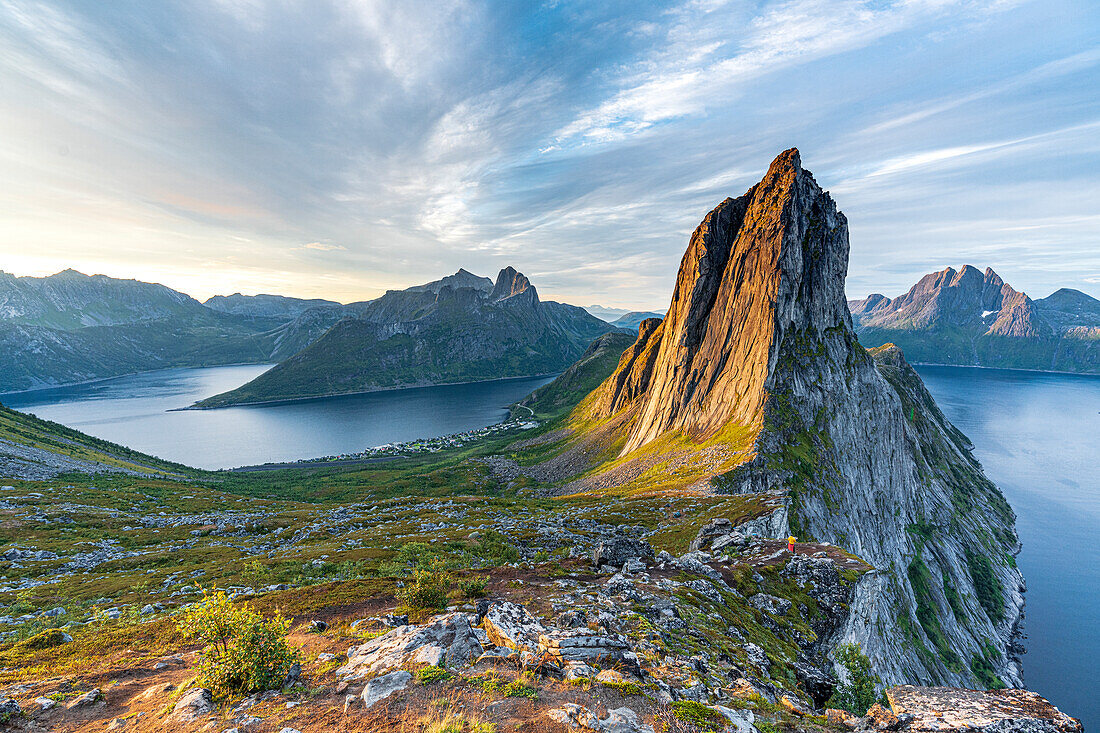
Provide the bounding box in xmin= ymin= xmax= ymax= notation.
xmin=851 ymin=268 xmax=1100 ymax=372
xmin=573 ymin=150 xmax=1023 ymax=688
xmin=203 ymin=293 xmax=340 ymax=320
xmin=193 ymin=268 xmax=618 ymax=407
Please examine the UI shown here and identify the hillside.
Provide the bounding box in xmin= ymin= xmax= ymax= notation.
xmin=193 ymin=268 xmax=619 ymax=408
xmin=0 ymin=401 xmax=193 ymax=479
xmin=850 ymin=267 xmax=1100 ymax=373
xmin=518 ymin=330 xmax=637 ymax=418
xmin=489 ymin=150 xmax=1024 ymax=690
xmin=0 ymin=270 xmax=290 ymax=392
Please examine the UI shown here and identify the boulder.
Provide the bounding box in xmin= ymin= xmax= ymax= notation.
xmin=866 ymin=702 xmax=901 ymax=730
xmin=592 ymin=536 xmax=653 ymax=569
xmin=538 ymin=628 xmax=633 ymax=669
xmin=713 ymin=706 xmax=758 ymax=733
xmin=0 ymin=698 xmax=20 ymax=719
xmin=748 ymin=593 xmax=792 ymax=616
xmin=886 ymin=686 xmax=1083 ymax=733
xmin=691 ymin=518 xmax=734 ymax=551
xmin=360 ymin=670 xmax=412 ymax=709
xmin=169 ymin=688 xmax=214 ymax=723
xmin=481 ymin=602 xmax=546 ymax=653
xmin=548 ymin=702 xmax=601 ymax=729
xmin=67 ymin=688 xmax=102 ymax=708
xmin=600 ymin=707 xmax=655 ymax=733
xmin=334 ymin=613 xmax=482 ymax=681
xmin=826 ymin=709 xmax=861 ymax=728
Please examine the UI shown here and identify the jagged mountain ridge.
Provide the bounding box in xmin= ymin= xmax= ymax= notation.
xmin=851 ymin=267 xmax=1100 ymax=372
xmin=192 ymin=267 xmax=619 ymax=408
xmin=557 ymin=150 xmax=1022 ymax=688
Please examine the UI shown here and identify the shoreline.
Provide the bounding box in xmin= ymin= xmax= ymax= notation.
xmin=179 ymin=372 xmax=561 ymax=411
xmin=910 ymin=361 xmax=1100 ymax=378
xmin=0 ymin=361 xmax=275 ymax=399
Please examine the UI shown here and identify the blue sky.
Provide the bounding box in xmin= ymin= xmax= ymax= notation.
xmin=0 ymin=0 xmax=1097 ymax=308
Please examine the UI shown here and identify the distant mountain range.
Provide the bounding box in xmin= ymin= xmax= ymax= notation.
xmin=0 ymin=267 xmax=621 ymax=395
xmin=851 ymin=266 xmax=1100 ymax=373
xmin=192 ymin=267 xmax=620 ymax=408
xmin=0 ymin=269 xmax=288 ymax=393
xmin=609 ymin=311 xmax=665 ymax=331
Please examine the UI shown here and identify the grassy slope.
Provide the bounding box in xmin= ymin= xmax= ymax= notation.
xmin=0 ymin=402 xmax=196 ymax=476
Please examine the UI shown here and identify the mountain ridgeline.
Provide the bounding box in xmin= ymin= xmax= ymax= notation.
xmin=851 ymin=266 xmax=1100 ymax=373
xmin=526 ymin=149 xmax=1023 ymax=689
xmin=192 ymin=267 xmax=618 ymax=408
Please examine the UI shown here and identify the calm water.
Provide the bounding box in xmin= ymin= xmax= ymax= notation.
xmin=1 ymin=365 xmax=554 ymax=470
xmin=917 ymin=366 xmax=1100 ymax=728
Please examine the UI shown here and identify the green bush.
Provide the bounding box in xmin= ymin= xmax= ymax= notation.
xmin=178 ymin=588 xmax=298 ymax=698
xmin=396 ymin=560 xmax=452 ymax=619
xmin=669 ymin=700 xmax=724 ymax=730
xmin=459 ymin=575 xmax=489 ymax=599
xmin=829 ymin=643 xmax=883 ymax=716
xmin=415 ymin=665 xmax=453 ymax=684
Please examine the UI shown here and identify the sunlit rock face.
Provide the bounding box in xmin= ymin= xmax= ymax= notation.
xmin=588 ymin=149 xmax=1024 ymax=688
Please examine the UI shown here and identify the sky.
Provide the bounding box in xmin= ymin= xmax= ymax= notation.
xmin=0 ymin=0 xmax=1098 ymax=309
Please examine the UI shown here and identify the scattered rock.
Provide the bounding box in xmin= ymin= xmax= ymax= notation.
xmin=169 ymin=687 xmax=214 ymax=722
xmin=361 ymin=670 xmax=412 ymax=709
xmin=34 ymin=696 xmax=56 ymax=711
xmin=549 ymin=702 xmax=600 ymax=729
xmin=67 ymin=688 xmax=101 ymax=708
xmin=481 ymin=602 xmax=546 ymax=652
xmin=335 ymin=613 xmax=483 ymax=680
xmin=308 ymin=619 xmax=327 ymax=633
xmin=592 ymin=536 xmax=653 ymax=569
xmin=0 ymin=698 xmax=21 ymax=719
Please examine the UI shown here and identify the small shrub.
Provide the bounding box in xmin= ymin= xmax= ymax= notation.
xmin=829 ymin=642 xmax=883 ymax=716
xmin=503 ymin=676 xmax=538 ymax=699
xmin=415 ymin=665 xmax=452 ymax=684
xmin=15 ymin=629 xmax=71 ymax=651
xmin=396 ymin=560 xmax=452 ymax=619
xmin=459 ymin=575 xmax=489 ymax=599
xmin=600 ymin=679 xmax=643 ymax=696
xmin=177 ymin=587 xmax=298 ymax=698
xmin=669 ymin=700 xmax=724 ymax=730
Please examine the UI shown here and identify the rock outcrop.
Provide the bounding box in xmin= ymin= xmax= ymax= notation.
xmin=886 ymin=686 xmax=1083 ymax=733
xmin=574 ymin=149 xmax=1024 ymax=689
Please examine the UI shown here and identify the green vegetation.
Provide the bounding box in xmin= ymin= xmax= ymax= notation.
xmin=669 ymin=700 xmax=726 ymax=731
xmin=177 ymin=588 xmax=298 ymax=698
xmin=415 ymin=666 xmax=453 ymax=684
xmin=965 ymin=549 xmax=1005 ymax=622
xmin=829 ymin=643 xmax=884 ymax=716
xmin=395 ymin=560 xmax=453 ymax=620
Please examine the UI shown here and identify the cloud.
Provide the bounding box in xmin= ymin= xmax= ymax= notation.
xmin=300 ymin=242 xmax=347 ymax=252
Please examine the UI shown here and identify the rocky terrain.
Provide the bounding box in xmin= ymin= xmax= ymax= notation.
xmin=850 ymin=266 xmax=1100 ymax=373
xmin=194 ymin=267 xmax=619 ymax=408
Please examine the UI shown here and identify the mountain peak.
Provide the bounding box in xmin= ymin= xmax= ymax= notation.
xmin=490 ymin=266 xmax=537 ymax=304
xmin=593 ymin=148 xmax=848 ymax=453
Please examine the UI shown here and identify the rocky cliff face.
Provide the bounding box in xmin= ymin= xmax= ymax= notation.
xmin=582 ymin=150 xmax=1023 ymax=689
xmin=851 ymin=267 xmax=1100 ymax=372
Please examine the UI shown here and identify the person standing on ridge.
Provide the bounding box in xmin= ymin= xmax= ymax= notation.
xmin=787 ymin=536 xmax=796 ymax=553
